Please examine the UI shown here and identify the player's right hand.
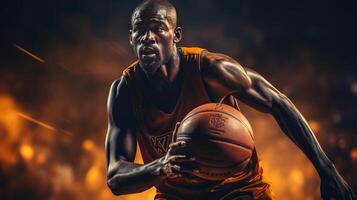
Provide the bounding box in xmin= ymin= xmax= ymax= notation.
xmin=156 ymin=141 xmax=199 ymax=179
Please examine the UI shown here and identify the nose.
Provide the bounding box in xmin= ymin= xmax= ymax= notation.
xmin=141 ymin=30 xmax=155 ymax=44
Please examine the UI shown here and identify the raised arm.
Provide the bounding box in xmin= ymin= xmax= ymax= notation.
xmin=105 ymin=77 xmax=189 ymax=195
xmin=200 ymin=51 xmax=355 ymax=200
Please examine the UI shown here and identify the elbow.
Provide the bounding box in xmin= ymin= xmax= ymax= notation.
xmin=107 ymin=177 xmax=124 ymax=196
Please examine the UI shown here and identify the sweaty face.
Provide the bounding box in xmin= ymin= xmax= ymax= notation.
xmin=130 ymin=8 xmax=176 ymax=75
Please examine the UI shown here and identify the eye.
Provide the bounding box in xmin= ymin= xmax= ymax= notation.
xmin=133 ymin=25 xmax=144 ymax=33
xmin=156 ymin=25 xmax=166 ymax=32
xmin=133 ymin=27 xmax=139 ymax=33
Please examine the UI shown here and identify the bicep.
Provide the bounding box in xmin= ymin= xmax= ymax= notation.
xmin=105 ymin=78 xmax=137 ymax=172
xmin=201 ymin=51 xmax=289 ymax=114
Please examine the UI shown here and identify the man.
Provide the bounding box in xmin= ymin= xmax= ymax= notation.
xmin=105 ymin=0 xmax=355 ymax=199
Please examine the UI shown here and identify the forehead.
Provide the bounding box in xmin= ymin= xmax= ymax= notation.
xmin=132 ymin=7 xmax=170 ymax=25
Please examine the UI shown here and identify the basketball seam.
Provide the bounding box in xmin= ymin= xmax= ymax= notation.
xmin=196 ymin=157 xmax=250 ymax=169
xmin=208 ymin=137 xmax=253 ymax=151
xmin=177 ymin=135 xmax=253 ymax=151
xmin=181 ymin=109 xmax=254 ymax=140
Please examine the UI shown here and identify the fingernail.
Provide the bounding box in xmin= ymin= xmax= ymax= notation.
xmin=190 ymin=157 xmax=196 ymax=161
xmin=193 ymin=170 xmax=200 ymax=173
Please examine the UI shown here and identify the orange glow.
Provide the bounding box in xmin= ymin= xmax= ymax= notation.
xmin=288 ymin=169 xmax=305 ymax=197
xmin=85 ymin=164 xmax=103 ymax=191
xmin=247 ymin=108 xmax=320 ymax=199
xmin=0 ymin=93 xmax=324 ymax=199
xmin=351 ymin=149 xmax=357 ymax=161
xmin=0 ymin=96 xmax=23 ymax=165
xmin=308 ymin=120 xmax=320 ymax=133
xmin=19 ymin=144 xmax=35 ymax=161
xmin=82 ymin=139 xmax=95 ymax=151
xmin=3 ymin=33 xmax=353 ymax=199
xmin=0 ymin=96 xmax=23 ymax=142
xmin=36 ymin=152 xmax=47 ymax=165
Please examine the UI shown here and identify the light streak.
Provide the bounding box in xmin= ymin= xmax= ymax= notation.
xmin=13 ymin=43 xmax=46 ymax=63
xmin=15 ymin=111 xmax=73 ymax=136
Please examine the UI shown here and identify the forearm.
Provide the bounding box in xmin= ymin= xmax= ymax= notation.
xmin=272 ymin=94 xmax=335 ymax=176
xmin=107 ymin=158 xmax=163 ymax=195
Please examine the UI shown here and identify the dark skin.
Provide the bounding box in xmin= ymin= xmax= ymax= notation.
xmin=105 ymin=2 xmax=355 ymax=199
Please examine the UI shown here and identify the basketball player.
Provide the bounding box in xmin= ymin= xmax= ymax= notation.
xmin=105 ymin=0 xmax=355 ymax=199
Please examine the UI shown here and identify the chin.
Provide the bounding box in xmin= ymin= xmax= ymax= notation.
xmin=139 ymin=61 xmax=161 ymax=75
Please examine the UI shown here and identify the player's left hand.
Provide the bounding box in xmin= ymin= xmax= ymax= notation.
xmin=320 ymin=168 xmax=355 ymax=200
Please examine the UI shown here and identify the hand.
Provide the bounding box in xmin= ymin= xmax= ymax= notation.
xmin=156 ymin=141 xmax=199 ymax=179
xmin=320 ymin=169 xmax=355 ymax=200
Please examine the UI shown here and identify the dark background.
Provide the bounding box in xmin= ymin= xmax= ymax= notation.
xmin=0 ymin=0 xmax=356 ymax=199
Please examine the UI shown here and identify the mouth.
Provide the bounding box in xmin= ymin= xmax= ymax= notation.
xmin=140 ymin=46 xmax=158 ymax=61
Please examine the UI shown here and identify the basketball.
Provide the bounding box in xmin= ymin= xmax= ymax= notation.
xmin=174 ymin=103 xmax=255 ymax=181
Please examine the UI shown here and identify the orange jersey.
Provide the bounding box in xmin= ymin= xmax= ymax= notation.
xmin=122 ymin=47 xmax=273 ymax=199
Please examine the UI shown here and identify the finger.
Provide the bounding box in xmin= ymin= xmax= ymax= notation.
xmin=168 ymin=155 xmax=199 ymax=164
xmin=168 ymin=141 xmax=186 ymax=152
xmin=167 ymin=155 xmax=187 ymax=163
xmin=171 ymin=122 xmax=181 ymax=143
xmin=165 ymin=165 xmax=182 ymax=179
xmin=169 ymin=141 xmax=186 ymax=148
xmin=169 ymin=157 xmax=199 ymax=168
xmin=180 ymin=168 xmax=201 ymax=176
xmin=167 ymin=172 xmax=182 ymax=179
xmin=171 ymin=164 xmax=181 ymax=172
xmin=163 ymin=163 xmax=181 ymax=174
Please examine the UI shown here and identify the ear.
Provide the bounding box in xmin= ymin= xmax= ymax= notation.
xmin=129 ymin=29 xmax=133 ymax=45
xmin=173 ymin=27 xmax=182 ymax=43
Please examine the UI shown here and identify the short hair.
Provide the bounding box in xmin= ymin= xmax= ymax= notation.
xmin=131 ymin=0 xmax=177 ymax=28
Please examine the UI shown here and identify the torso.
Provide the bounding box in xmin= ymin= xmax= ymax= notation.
xmin=122 ymin=47 xmax=267 ymax=198
xmin=123 ymin=47 xmax=211 ymax=161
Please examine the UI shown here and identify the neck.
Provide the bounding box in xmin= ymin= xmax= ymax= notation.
xmin=149 ymin=47 xmax=180 ymax=83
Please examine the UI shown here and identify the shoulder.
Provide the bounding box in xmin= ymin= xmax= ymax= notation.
xmin=122 ymin=60 xmax=139 ymax=79
xmin=107 ymin=77 xmax=135 ymax=127
xmin=107 ymin=76 xmax=132 ymax=111
xmin=200 ymin=50 xmax=252 ymax=91
xmin=107 ymin=77 xmax=128 ymax=109
xmin=180 ymin=47 xmax=206 ymax=56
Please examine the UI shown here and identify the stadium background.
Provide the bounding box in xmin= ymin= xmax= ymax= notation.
xmin=0 ymin=0 xmax=356 ymax=199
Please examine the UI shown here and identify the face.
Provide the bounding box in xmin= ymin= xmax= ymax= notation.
xmin=130 ymin=7 xmax=180 ymax=75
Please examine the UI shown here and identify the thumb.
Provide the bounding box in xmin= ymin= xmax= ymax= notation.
xmin=172 ymin=122 xmax=181 ymax=143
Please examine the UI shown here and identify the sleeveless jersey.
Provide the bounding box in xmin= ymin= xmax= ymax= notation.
xmin=122 ymin=47 xmax=273 ymax=199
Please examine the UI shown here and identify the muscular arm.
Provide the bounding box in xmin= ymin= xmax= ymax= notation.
xmin=201 ymin=51 xmax=354 ymax=199
xmin=237 ymin=70 xmax=335 ymax=175
xmin=105 ymin=78 xmax=163 ymax=195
